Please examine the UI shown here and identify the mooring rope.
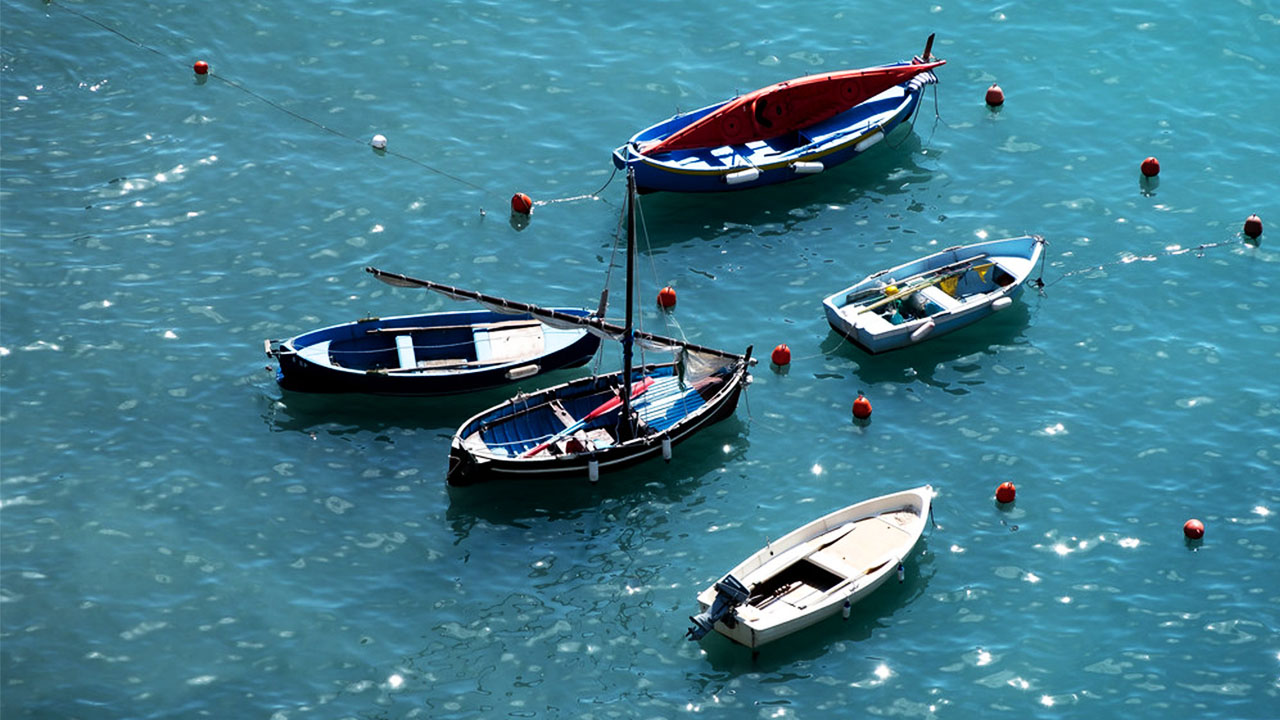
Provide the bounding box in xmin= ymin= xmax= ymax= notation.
xmin=534 ymin=165 xmax=621 ymax=208
xmin=1037 ymin=238 xmax=1246 ymax=291
xmin=48 ymin=0 xmax=608 ymax=208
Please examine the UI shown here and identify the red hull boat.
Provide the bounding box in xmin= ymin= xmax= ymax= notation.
xmin=639 ymin=38 xmax=944 ymax=156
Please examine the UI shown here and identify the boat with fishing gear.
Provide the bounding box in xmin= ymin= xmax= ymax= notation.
xmin=265 ymin=288 xmax=604 ymax=397
xmin=822 ymin=235 xmax=1046 ymax=354
xmin=611 ymin=35 xmax=944 ymax=194
xmin=370 ymin=171 xmax=756 ymax=487
xmin=686 ymin=485 xmax=933 ymax=650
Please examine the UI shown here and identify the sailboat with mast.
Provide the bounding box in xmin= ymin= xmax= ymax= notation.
xmin=366 ymin=171 xmax=755 ymax=486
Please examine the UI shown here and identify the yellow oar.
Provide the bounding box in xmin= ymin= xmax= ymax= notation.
xmin=856 ymin=263 xmax=992 ymax=315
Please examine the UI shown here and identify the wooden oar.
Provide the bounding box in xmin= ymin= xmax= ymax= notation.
xmin=521 ymin=377 xmax=655 ymax=458
xmin=372 ymin=359 xmax=493 ymax=373
xmin=857 ymin=273 xmax=952 ymax=315
xmin=889 ymin=253 xmax=988 ymax=287
xmin=364 ymin=319 xmax=541 ymax=334
xmin=857 ymin=262 xmax=992 ymax=315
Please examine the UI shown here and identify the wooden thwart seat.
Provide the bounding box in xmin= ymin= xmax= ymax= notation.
xmin=395 ymin=335 xmax=417 ymax=369
xmin=918 ymin=285 xmax=961 ymax=311
xmin=475 ymin=325 xmax=544 ymax=364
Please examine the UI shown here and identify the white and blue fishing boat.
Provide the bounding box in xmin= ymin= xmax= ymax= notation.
xmin=687 ymin=485 xmax=933 ymax=650
xmin=822 ymin=235 xmax=1046 ymax=354
xmin=265 ymin=286 xmax=603 ymax=397
xmin=399 ymin=171 xmax=755 ymax=486
xmin=612 ymin=37 xmax=943 ymax=194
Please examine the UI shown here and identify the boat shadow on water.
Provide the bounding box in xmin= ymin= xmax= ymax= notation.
xmin=256 ymin=368 xmax=597 ymax=436
xmin=820 ymin=303 xmax=1035 ymax=392
xmin=692 ymin=543 xmax=936 ymax=672
xmin=625 ymin=131 xmax=934 ymax=251
xmin=443 ymin=415 xmax=751 ymax=534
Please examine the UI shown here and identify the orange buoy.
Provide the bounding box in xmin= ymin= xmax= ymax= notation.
xmin=995 ymin=482 xmax=1016 ymax=504
xmin=1183 ymin=518 xmax=1205 ymax=540
xmin=1140 ymin=156 xmax=1160 ymax=177
xmin=770 ymin=344 xmax=791 ymax=366
xmin=193 ymin=60 xmax=209 ymax=75
xmin=1243 ymin=214 xmax=1263 ymax=239
xmin=985 ymin=83 xmax=1004 ymax=107
xmin=851 ymin=392 xmax=872 ymax=420
xmin=510 ymin=193 xmax=533 ymax=215
xmin=657 ymin=286 xmax=677 ymax=309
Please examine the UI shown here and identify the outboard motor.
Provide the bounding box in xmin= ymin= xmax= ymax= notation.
xmin=686 ymin=574 xmax=750 ymax=641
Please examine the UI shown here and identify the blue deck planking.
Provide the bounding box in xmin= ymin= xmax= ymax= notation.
xmin=473 ymin=373 xmax=710 ymax=457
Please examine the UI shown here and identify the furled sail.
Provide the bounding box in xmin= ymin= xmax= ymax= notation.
xmin=365 ymin=267 xmax=751 ymax=363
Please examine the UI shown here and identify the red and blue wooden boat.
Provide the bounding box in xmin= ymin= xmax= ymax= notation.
xmin=613 ymin=36 xmax=944 ymax=194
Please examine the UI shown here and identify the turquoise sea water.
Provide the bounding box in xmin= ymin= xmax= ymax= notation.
xmin=2 ymin=1 xmax=1278 ymax=718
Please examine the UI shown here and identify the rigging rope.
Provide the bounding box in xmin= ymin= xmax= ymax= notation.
xmin=634 ymin=190 xmax=695 ymax=361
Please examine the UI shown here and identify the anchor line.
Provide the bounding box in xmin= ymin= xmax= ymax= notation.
xmin=891 ymin=78 xmax=938 ymax=150
xmin=534 ymin=164 xmax=620 ymax=208
xmin=1032 ymin=239 xmax=1051 ymax=293
xmin=1038 ymin=238 xmax=1246 ymax=291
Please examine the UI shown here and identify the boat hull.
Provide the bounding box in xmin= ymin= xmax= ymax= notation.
xmin=267 ymin=308 xmax=600 ymax=396
xmin=612 ymin=69 xmax=937 ymax=194
xmin=446 ymin=358 xmax=751 ymax=486
xmin=822 ymin=236 xmax=1044 ymax=354
xmin=693 ymin=486 xmax=932 ymax=649
xmin=640 ymin=60 xmax=945 ymax=155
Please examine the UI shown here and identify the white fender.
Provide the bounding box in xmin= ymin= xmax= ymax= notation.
xmin=792 ymin=161 xmax=824 ymax=175
xmin=724 ymin=168 xmax=761 ymax=185
xmin=505 ymin=364 xmax=540 ymax=380
xmin=910 ymin=320 xmax=936 ymax=343
xmin=854 ymin=130 xmax=884 ymax=152
xmin=662 ymin=436 xmax=672 ymax=461
xmin=588 ymin=459 xmax=600 ymax=483
xmin=991 ymin=296 xmax=1013 ymax=312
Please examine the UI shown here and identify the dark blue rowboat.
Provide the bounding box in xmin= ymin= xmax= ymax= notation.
xmin=445 ymin=355 xmax=751 ymax=486
xmin=266 ymin=291 xmax=604 ymax=397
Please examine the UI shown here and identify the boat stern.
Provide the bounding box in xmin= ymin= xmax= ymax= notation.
xmin=446 ymin=442 xmax=483 ymax=487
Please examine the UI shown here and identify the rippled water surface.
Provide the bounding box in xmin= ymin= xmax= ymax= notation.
xmin=2 ymin=1 xmax=1277 ymax=718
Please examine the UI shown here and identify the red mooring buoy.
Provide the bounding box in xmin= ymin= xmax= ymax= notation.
xmin=510 ymin=193 xmax=533 ymax=215
xmin=996 ymin=482 xmax=1016 ymax=504
xmin=985 ymin=83 xmax=1004 ymax=107
xmin=193 ymin=60 xmax=209 ymax=75
xmin=1141 ymin=156 xmax=1161 ymax=177
xmin=657 ymin=286 xmax=677 ymax=309
xmin=852 ymin=392 xmax=872 ymax=420
xmin=1183 ymin=518 xmax=1205 ymax=540
xmin=770 ymin=344 xmax=791 ymax=366
xmin=1243 ymin=214 xmax=1263 ymax=239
